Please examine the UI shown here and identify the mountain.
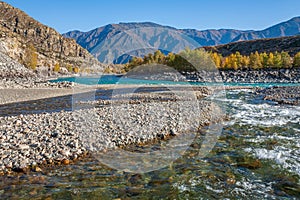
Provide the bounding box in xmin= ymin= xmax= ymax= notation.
xmin=64 ymin=17 xmax=300 ymax=64
xmin=0 ymin=1 xmax=103 ymax=72
xmin=231 ymin=17 xmax=300 ymax=42
xmin=178 ymin=29 xmax=251 ymax=46
xmin=65 ymin=22 xmax=201 ymax=64
xmin=202 ymin=35 xmax=300 ymax=56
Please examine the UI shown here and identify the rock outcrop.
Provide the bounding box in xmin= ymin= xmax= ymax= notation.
xmin=0 ymin=1 xmax=103 ymax=72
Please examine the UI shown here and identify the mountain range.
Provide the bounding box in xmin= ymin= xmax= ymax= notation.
xmin=64 ymin=17 xmax=300 ymax=64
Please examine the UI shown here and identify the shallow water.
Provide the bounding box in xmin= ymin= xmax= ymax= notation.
xmin=0 ymin=89 xmax=299 ymax=199
xmin=51 ymin=75 xmax=300 ymax=87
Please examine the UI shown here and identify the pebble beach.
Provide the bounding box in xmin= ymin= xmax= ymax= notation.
xmin=1 ymin=51 xmax=299 ymax=175
xmin=0 ymin=86 xmax=223 ymax=174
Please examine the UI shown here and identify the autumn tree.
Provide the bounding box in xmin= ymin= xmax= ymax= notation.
xmin=240 ymin=55 xmax=250 ymax=69
xmin=73 ymin=66 xmax=80 ymax=73
xmin=24 ymin=44 xmax=38 ymax=70
xmin=293 ymin=52 xmax=300 ymax=67
xmin=227 ymin=53 xmax=238 ymax=70
xmin=234 ymin=51 xmax=243 ymax=68
xmin=123 ymin=49 xmax=300 ymax=73
xmin=153 ymin=50 xmax=165 ymax=63
xmin=210 ymin=52 xmax=222 ymax=68
xmin=165 ymin=52 xmax=176 ymax=65
xmin=280 ymin=51 xmax=292 ymax=68
xmin=66 ymin=64 xmax=73 ymax=72
xmin=144 ymin=53 xmax=154 ymax=64
xmin=267 ymin=52 xmax=274 ymax=67
xmin=184 ymin=48 xmax=216 ymax=70
xmin=53 ymin=63 xmax=60 ymax=72
xmin=249 ymin=51 xmax=262 ymax=69
xmin=260 ymin=52 xmax=269 ymax=68
xmin=273 ymin=52 xmax=282 ymax=69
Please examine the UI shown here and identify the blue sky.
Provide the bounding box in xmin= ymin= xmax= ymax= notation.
xmin=3 ymin=0 xmax=300 ymax=33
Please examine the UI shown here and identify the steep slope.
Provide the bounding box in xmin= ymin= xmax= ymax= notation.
xmin=64 ymin=17 xmax=300 ymax=64
xmin=0 ymin=1 xmax=103 ymax=72
xmin=179 ymin=29 xmax=250 ymax=46
xmin=64 ymin=22 xmax=201 ymax=63
xmin=232 ymin=17 xmax=300 ymax=42
xmin=202 ymin=35 xmax=300 ymax=56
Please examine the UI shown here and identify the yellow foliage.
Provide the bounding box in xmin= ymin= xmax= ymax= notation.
xmin=73 ymin=66 xmax=79 ymax=73
xmin=66 ymin=64 xmax=73 ymax=72
xmin=211 ymin=52 xmax=222 ymax=68
xmin=103 ymin=67 xmax=111 ymax=74
xmin=267 ymin=52 xmax=274 ymax=67
xmin=123 ymin=49 xmax=299 ymax=71
xmin=24 ymin=44 xmax=38 ymax=70
xmin=293 ymin=52 xmax=300 ymax=67
xmin=53 ymin=63 xmax=60 ymax=72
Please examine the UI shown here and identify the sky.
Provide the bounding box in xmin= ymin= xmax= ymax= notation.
xmin=2 ymin=0 xmax=300 ymax=33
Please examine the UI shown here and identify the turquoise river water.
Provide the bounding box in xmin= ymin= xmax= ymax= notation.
xmin=0 ymin=76 xmax=299 ymax=199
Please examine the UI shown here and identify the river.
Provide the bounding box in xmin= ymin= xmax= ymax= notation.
xmin=0 ymin=81 xmax=299 ymax=199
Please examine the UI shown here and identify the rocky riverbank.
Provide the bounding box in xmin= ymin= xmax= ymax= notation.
xmin=0 ymin=87 xmax=223 ymax=175
xmin=255 ymin=86 xmax=300 ymax=105
xmin=182 ymin=68 xmax=300 ymax=83
xmin=0 ymin=51 xmax=74 ymax=89
xmin=124 ymin=68 xmax=300 ymax=83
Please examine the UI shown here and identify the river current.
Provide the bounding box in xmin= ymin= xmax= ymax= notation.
xmin=0 ymin=85 xmax=299 ymax=199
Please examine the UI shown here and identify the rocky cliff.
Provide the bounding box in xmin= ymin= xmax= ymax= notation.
xmin=0 ymin=1 xmax=103 ymax=72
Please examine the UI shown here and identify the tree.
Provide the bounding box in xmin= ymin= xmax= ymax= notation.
xmin=144 ymin=53 xmax=154 ymax=64
xmin=153 ymin=50 xmax=165 ymax=63
xmin=280 ymin=51 xmax=292 ymax=68
xmin=293 ymin=52 xmax=300 ymax=67
xmin=222 ymin=57 xmax=230 ymax=69
xmin=249 ymin=51 xmax=262 ymax=69
xmin=73 ymin=66 xmax=80 ymax=73
xmin=240 ymin=55 xmax=250 ymax=69
xmin=66 ymin=64 xmax=73 ymax=72
xmin=260 ymin=52 xmax=269 ymax=68
xmin=54 ymin=63 xmax=60 ymax=72
xmin=166 ymin=52 xmax=176 ymax=65
xmin=210 ymin=52 xmax=222 ymax=68
xmin=227 ymin=53 xmax=238 ymax=70
xmin=267 ymin=52 xmax=274 ymax=67
xmin=234 ymin=51 xmax=243 ymax=69
xmin=24 ymin=44 xmax=38 ymax=70
xmin=273 ymin=52 xmax=282 ymax=69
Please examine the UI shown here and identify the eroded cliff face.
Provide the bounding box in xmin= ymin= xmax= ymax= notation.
xmin=0 ymin=1 xmax=103 ymax=72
